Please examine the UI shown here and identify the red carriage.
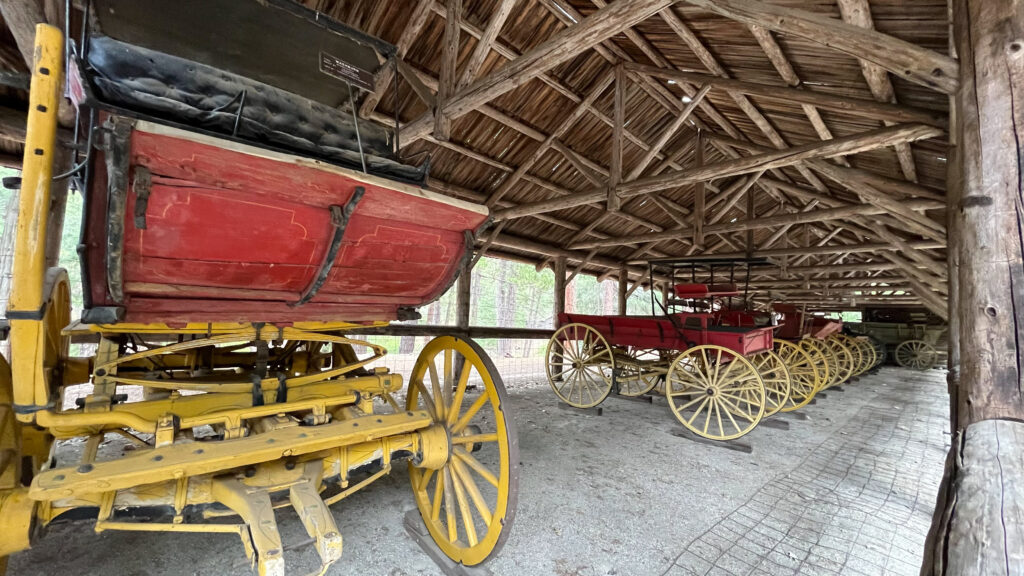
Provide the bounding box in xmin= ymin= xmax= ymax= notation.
xmin=545 ymin=258 xmax=805 ymax=441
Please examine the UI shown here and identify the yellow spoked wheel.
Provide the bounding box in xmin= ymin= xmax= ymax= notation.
xmin=835 ymin=335 xmax=863 ymax=379
xmin=407 ymin=336 xmax=518 ymax=567
xmin=798 ymin=338 xmax=831 ymax=392
xmin=665 ymin=345 xmax=765 ymax=441
xmin=42 ymin=267 xmax=72 ymax=399
xmin=895 ymin=339 xmax=937 ymax=371
xmin=749 ymin=350 xmax=791 ymax=417
xmin=853 ymin=337 xmax=877 ymax=374
xmin=824 ymin=337 xmax=854 ymax=386
xmin=775 ymin=340 xmax=819 ymax=411
xmin=614 ymin=347 xmax=662 ymax=397
xmin=545 ymin=323 xmax=614 ymax=408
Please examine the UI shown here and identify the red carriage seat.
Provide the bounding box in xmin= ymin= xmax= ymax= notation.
xmin=673 ymin=283 xmax=740 ymax=298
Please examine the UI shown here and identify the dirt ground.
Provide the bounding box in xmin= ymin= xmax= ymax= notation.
xmin=7 ymin=366 xmax=949 ymax=576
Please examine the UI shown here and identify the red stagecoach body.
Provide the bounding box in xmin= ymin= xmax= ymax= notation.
xmin=81 ymin=118 xmax=487 ymax=325
xmin=558 ymin=312 xmax=774 ymax=357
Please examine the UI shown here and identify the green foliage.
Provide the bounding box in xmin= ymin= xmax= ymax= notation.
xmin=0 ymin=168 xmax=85 ymax=315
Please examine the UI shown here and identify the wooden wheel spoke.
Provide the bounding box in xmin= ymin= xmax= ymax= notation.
xmin=454 ymin=446 xmax=499 ymax=488
xmin=717 ymin=395 xmax=759 ymax=424
xmin=431 ymin=470 xmax=444 ymax=522
xmin=442 ymin=468 xmax=458 ymax=543
xmin=685 ymin=396 xmax=712 ymax=427
xmin=718 ymin=398 xmax=745 ymax=433
xmin=451 ymin=457 xmax=494 ymax=526
xmin=412 ymin=378 xmax=441 ymax=421
xmin=713 ymin=399 xmax=725 ymax=437
xmin=419 ymin=468 xmax=437 ymax=492
xmin=429 ymin=360 xmax=445 ymax=421
xmin=449 ymin=463 xmax=478 ymax=546
xmin=453 ymin=433 xmax=499 ymax=445
xmin=447 ymin=362 xmax=473 ymax=427
xmin=452 ymin=393 xmax=490 ymax=434
xmin=674 ymin=394 xmax=710 ymax=411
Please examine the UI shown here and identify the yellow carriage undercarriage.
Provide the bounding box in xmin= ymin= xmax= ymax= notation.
xmin=0 ymin=24 xmax=517 ymax=576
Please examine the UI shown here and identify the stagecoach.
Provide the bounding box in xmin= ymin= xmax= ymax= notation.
xmin=0 ymin=3 xmax=517 ymax=575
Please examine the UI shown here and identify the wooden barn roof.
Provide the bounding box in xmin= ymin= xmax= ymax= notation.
xmin=0 ymin=0 xmax=952 ymax=316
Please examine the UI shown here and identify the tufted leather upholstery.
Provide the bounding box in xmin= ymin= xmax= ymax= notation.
xmin=86 ymin=36 xmax=426 ymax=184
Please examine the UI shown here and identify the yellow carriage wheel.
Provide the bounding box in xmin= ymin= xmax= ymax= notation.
xmin=834 ymin=335 xmax=864 ymax=377
xmin=42 ymin=268 xmax=72 ymax=400
xmin=407 ymin=336 xmax=518 ymax=567
xmin=545 ymin=323 xmax=614 ymax=408
xmin=748 ymin=350 xmax=791 ymax=417
xmin=855 ymin=337 xmax=877 ymax=374
xmin=894 ymin=339 xmax=937 ymax=371
xmin=774 ymin=340 xmax=819 ymax=412
xmin=614 ymin=347 xmax=661 ymax=397
xmin=665 ymin=345 xmax=765 ymax=441
xmin=798 ymin=338 xmax=831 ymax=392
xmin=835 ymin=335 xmax=863 ymax=379
xmin=825 ymin=337 xmax=855 ymax=386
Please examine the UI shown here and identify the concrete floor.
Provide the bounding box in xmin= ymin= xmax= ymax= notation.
xmin=8 ymin=367 xmax=949 ymax=576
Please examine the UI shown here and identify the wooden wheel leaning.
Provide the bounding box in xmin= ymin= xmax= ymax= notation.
xmin=407 ymin=336 xmax=518 ymax=567
xmin=665 ymin=345 xmax=765 ymax=441
xmin=774 ymin=340 xmax=819 ymax=411
xmin=614 ymin=347 xmax=661 ymax=397
xmin=855 ymin=337 xmax=877 ymax=374
xmin=798 ymin=338 xmax=831 ymax=392
xmin=545 ymin=323 xmax=614 ymax=408
xmin=835 ymin=335 xmax=864 ymax=379
xmin=824 ymin=337 xmax=854 ymax=386
xmin=749 ymin=350 xmax=791 ymax=417
xmin=895 ymin=339 xmax=937 ymax=371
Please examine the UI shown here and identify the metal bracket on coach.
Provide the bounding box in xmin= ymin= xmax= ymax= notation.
xmin=292 ymin=186 xmax=364 ymax=306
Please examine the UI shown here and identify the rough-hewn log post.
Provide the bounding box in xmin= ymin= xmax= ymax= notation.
xmin=618 ymin=264 xmax=628 ymax=315
xmin=950 ymin=0 xmax=1023 ymax=429
xmin=456 ymin=258 xmax=472 ymax=331
xmin=924 ymin=1 xmax=1024 ymax=574
xmin=553 ymin=256 xmax=566 ymax=327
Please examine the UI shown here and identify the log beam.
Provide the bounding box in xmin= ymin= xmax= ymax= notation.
xmin=569 ymin=199 xmax=942 ymax=250
xmin=681 ymin=0 xmax=959 ymax=94
xmin=493 ymin=123 xmax=942 ymax=221
xmin=626 ymin=62 xmax=948 ymax=128
xmin=400 ymin=0 xmax=677 ymax=144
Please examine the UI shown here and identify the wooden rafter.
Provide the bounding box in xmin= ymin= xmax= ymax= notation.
xmin=400 ymin=0 xmax=678 ymax=143
xmin=682 ymin=0 xmax=958 ymax=94
xmin=493 ymin=123 xmax=942 ymax=221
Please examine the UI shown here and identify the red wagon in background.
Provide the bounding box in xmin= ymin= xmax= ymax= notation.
xmin=769 ymin=304 xmax=880 ymax=389
xmin=545 ymin=258 xmax=808 ymax=441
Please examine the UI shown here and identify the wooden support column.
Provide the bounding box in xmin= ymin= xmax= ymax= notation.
xmin=609 ymin=65 xmax=624 ymax=212
xmin=553 ymin=256 xmax=567 ymax=327
xmin=617 ymin=264 xmax=628 ymax=315
xmin=924 ymin=1 xmax=1024 ymax=574
xmin=456 ymin=256 xmax=472 ymax=331
xmin=693 ymin=130 xmax=705 ymax=248
xmin=949 ymin=0 xmax=1024 ymax=429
